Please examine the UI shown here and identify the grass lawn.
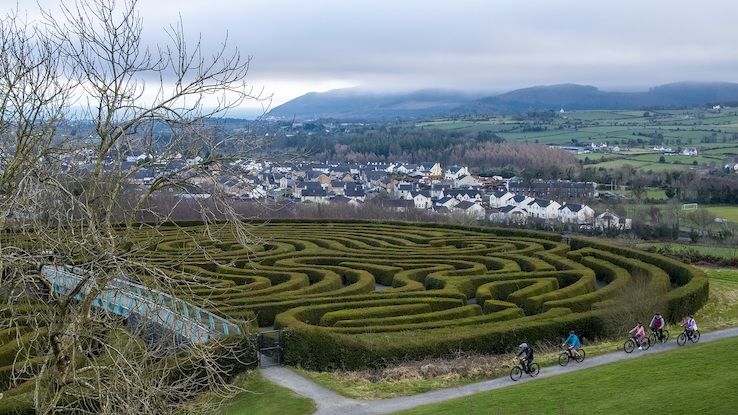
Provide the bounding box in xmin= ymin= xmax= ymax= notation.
xmin=635 ymin=242 xmax=737 ymax=260
xmin=705 ymin=205 xmax=738 ymax=223
xmin=191 ymin=371 xmax=315 ymax=415
xmin=396 ymin=336 xmax=738 ymax=415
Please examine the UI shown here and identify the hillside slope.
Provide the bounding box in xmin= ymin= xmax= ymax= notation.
xmin=269 ymin=82 xmax=738 ymax=120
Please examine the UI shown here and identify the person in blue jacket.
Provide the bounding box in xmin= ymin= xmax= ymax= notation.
xmin=562 ymin=330 xmax=581 ymax=358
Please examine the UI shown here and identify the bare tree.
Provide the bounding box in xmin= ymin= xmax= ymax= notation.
xmin=0 ymin=1 xmax=268 ymax=413
xmin=685 ymin=208 xmax=715 ymax=238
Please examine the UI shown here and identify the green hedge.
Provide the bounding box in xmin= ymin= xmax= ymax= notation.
xmin=274 ymin=297 xmax=464 ymax=330
xmin=333 ymin=304 xmax=482 ymax=328
xmin=320 ymin=304 xmax=431 ymax=327
xmin=570 ymin=238 xmax=709 ymax=322
xmin=284 ymin=307 xmax=600 ymax=370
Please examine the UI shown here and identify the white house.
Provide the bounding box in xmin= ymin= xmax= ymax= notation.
xmin=300 ymin=187 xmax=330 ymax=204
xmin=410 ymin=191 xmax=433 ymax=209
xmin=595 ymin=211 xmax=632 ymax=230
xmin=394 ymin=182 xmax=416 ymax=199
xmin=454 ymin=175 xmax=482 ymax=188
xmin=682 ymin=147 xmax=698 ymax=156
xmin=435 ymin=196 xmax=459 ymax=209
xmin=430 ymin=184 xmax=449 ymax=199
xmin=396 ymin=164 xmax=416 ymax=174
xmin=489 ymin=190 xmax=515 ymax=208
xmin=558 ymin=203 xmax=595 ymax=225
xmin=526 ymin=199 xmax=561 ymax=220
xmin=344 ymin=186 xmax=366 ymax=202
xmin=491 ymin=205 xmax=529 ymax=224
xmin=452 ymin=201 xmax=486 ymax=219
xmin=429 ymin=163 xmax=444 ymax=178
xmin=448 ymin=189 xmax=483 ymax=202
xmin=445 ymin=165 xmax=470 ymax=180
xmin=416 ymin=162 xmax=440 ymax=176
xmin=507 ymin=194 xmax=534 ymax=208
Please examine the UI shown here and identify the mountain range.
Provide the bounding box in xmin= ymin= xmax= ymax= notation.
xmin=266 ymin=82 xmax=738 ymax=120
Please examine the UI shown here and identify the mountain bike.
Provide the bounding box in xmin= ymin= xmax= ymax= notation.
xmin=558 ymin=346 xmax=585 ymax=366
xmin=510 ymin=357 xmax=540 ymax=381
xmin=677 ymin=328 xmax=700 ymax=346
xmin=623 ymin=335 xmax=651 ymax=353
xmin=648 ymin=328 xmax=669 ymax=345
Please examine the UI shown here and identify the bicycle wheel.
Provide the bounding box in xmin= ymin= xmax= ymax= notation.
xmin=528 ymin=363 xmax=540 ymax=377
xmin=510 ymin=366 xmax=523 ymax=381
xmin=677 ymin=332 xmax=687 ymax=346
xmin=690 ymin=330 xmax=701 ymax=343
xmin=624 ymin=339 xmax=636 ymax=354
xmin=648 ymin=333 xmax=657 ymax=345
xmin=558 ymin=352 xmax=570 ymax=367
xmin=663 ymin=329 xmax=670 ymax=342
xmin=642 ymin=336 xmax=651 ymax=351
xmin=574 ymin=349 xmax=586 ymax=363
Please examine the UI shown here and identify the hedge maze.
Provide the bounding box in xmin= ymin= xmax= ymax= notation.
xmin=0 ymin=218 xmax=710 ymax=403
xmin=131 ymin=220 xmax=709 ymax=370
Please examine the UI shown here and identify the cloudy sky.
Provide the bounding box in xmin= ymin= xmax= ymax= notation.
xmin=19 ymin=0 xmax=738 ymax=115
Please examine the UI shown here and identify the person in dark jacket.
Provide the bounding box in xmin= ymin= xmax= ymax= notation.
xmin=517 ymin=342 xmax=534 ymax=373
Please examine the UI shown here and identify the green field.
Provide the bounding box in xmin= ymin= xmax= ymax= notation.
xmin=616 ymin=202 xmax=738 ymax=225
xmin=706 ymin=205 xmax=738 ymax=223
xmin=419 ymin=109 xmax=738 ymax=173
xmin=397 ymin=335 xmax=738 ymax=415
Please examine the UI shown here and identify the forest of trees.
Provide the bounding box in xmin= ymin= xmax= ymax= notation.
xmin=275 ymin=127 xmax=579 ymax=179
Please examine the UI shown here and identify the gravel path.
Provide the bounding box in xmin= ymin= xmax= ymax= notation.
xmin=260 ymin=326 xmax=738 ymax=415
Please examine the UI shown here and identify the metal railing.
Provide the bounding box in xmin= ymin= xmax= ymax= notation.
xmin=40 ymin=265 xmax=241 ymax=344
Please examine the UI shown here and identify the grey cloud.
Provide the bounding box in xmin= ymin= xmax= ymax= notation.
xmin=16 ymin=0 xmax=738 ymax=105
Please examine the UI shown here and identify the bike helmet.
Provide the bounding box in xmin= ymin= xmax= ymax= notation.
xmin=519 ymin=342 xmax=528 ymax=349
xmin=569 ymin=330 xmax=575 ymax=335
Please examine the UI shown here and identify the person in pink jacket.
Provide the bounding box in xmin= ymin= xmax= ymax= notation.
xmin=629 ymin=322 xmax=646 ymax=350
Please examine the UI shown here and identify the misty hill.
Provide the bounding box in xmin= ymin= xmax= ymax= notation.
xmin=455 ymin=82 xmax=738 ymax=114
xmin=266 ymin=89 xmax=480 ymax=120
xmin=268 ymin=82 xmax=738 ymax=120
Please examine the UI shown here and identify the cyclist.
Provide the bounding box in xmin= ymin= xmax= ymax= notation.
xmin=517 ymin=342 xmax=534 ymax=373
xmin=562 ymin=330 xmax=581 ymax=358
xmin=649 ymin=312 xmax=666 ymax=343
xmin=682 ymin=314 xmax=698 ymax=339
xmin=629 ymin=322 xmax=646 ymax=350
